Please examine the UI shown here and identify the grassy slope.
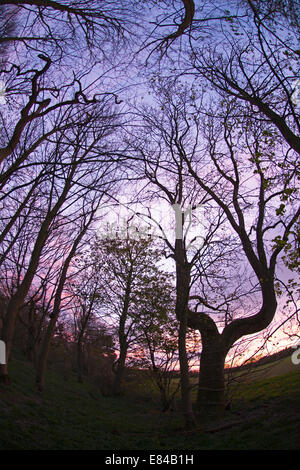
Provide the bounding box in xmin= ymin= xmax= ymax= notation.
xmin=0 ymin=355 xmax=299 ymax=450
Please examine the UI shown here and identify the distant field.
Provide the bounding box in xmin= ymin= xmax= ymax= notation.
xmin=0 ymin=353 xmax=299 ymax=450
xmin=226 ymin=354 xmax=300 ymax=383
xmin=255 ymin=355 xmax=300 ymax=377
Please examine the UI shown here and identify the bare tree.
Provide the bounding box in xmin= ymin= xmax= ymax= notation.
xmin=66 ymin=243 xmax=106 ymax=384
xmin=129 ymin=78 xmax=299 ymax=423
xmin=181 ymin=93 xmax=299 ymax=420
xmin=126 ymin=81 xmax=244 ymax=426
xmin=146 ymin=0 xmax=300 ymax=153
xmin=0 ymin=54 xmax=104 ymax=168
xmin=0 ymin=94 xmax=123 ymax=383
xmin=0 ymin=0 xmax=139 ymax=61
xmin=35 ymin=194 xmax=102 ymax=391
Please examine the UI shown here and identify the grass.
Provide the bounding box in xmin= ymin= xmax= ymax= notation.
xmin=0 ymin=354 xmax=299 ymax=450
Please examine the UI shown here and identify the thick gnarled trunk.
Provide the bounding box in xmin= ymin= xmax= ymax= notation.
xmin=188 ymin=276 xmax=278 ymax=420
xmin=197 ymin=338 xmax=226 ymax=421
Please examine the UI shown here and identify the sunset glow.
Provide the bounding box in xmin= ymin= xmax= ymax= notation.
xmin=0 ymin=0 xmax=299 ymax=453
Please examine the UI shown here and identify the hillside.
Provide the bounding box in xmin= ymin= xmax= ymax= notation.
xmin=0 ymin=353 xmax=299 ymax=451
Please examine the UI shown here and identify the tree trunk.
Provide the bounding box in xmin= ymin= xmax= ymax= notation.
xmin=178 ymin=312 xmax=196 ymax=426
xmin=35 ymin=314 xmax=57 ymax=392
xmin=113 ymin=344 xmax=127 ymax=395
xmin=157 ymin=381 xmax=170 ymax=412
xmin=197 ymin=338 xmax=226 ymax=422
xmin=188 ymin=275 xmax=278 ymax=422
xmin=0 ymin=361 xmax=10 ymax=385
xmin=0 ymin=319 xmax=8 ymax=383
xmin=77 ymin=334 xmax=84 ymax=383
xmin=35 ymin=215 xmax=91 ymax=391
xmin=0 ymin=295 xmax=26 ymax=383
xmin=0 ymin=175 xmax=73 ymax=383
xmin=113 ymin=270 xmax=132 ymax=396
xmin=175 ymin=239 xmax=196 ymax=427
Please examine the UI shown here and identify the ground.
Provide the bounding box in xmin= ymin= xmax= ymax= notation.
xmin=0 ymin=352 xmax=299 ymax=450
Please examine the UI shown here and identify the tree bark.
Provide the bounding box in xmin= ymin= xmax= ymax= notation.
xmin=113 ymin=266 xmax=132 ymax=396
xmin=113 ymin=342 xmax=128 ymax=395
xmin=0 ymin=222 xmax=49 ymax=384
xmin=0 ymin=168 xmax=74 ymax=384
xmin=197 ymin=336 xmax=226 ymax=421
xmin=35 ymin=218 xmax=90 ymax=391
xmin=178 ymin=312 xmax=195 ymax=426
xmin=188 ymin=275 xmax=278 ymax=419
xmin=77 ymin=331 xmax=84 ymax=383
xmin=175 ymin=239 xmax=196 ymax=427
xmin=35 ymin=313 xmax=57 ymax=392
